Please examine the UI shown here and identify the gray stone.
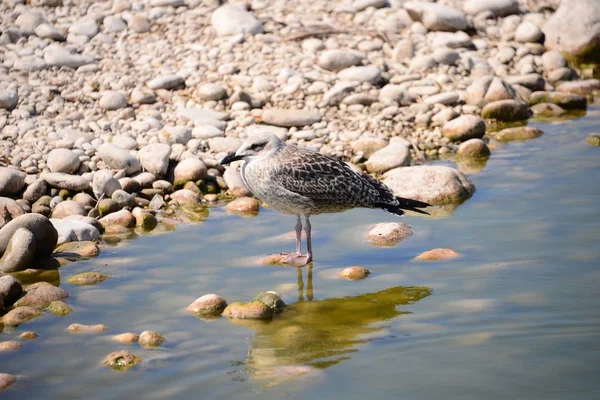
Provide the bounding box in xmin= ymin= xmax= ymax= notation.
xmin=69 ymin=20 xmax=99 ymax=37
xmin=506 ymin=74 xmax=546 ymax=91
xmin=159 ymin=126 xmax=192 ymax=145
xmin=192 ymin=125 xmax=224 ymax=140
xmin=137 ymin=143 xmax=171 ymax=176
xmin=463 ymin=0 xmax=519 ymax=17
xmin=0 ymin=91 xmax=18 ymax=111
xmin=15 ymin=12 xmax=45 ymax=35
xmin=47 ymin=148 xmax=80 ymax=174
xmin=0 ymin=198 xmax=25 ymax=229
xmin=211 ymin=5 xmax=263 ymax=36
xmin=198 ymin=83 xmax=227 ymax=101
xmin=529 ymin=91 xmax=587 ymax=110
xmin=392 ymin=39 xmax=415 ymax=62
xmin=318 ymin=49 xmax=364 ymax=71
xmin=208 ymin=137 xmax=242 ymax=154
xmin=515 ymin=21 xmax=543 ymax=43
xmin=44 ymin=44 xmax=94 ymax=68
xmin=0 ymin=214 xmax=58 ymax=260
xmin=223 ymin=168 xmax=250 ymax=197
xmin=466 ymin=75 xmax=518 ymax=107
xmin=457 ymin=138 xmax=491 ymax=159
xmin=92 ymin=170 xmax=122 ymax=199
xmin=365 ymin=139 xmax=411 ymax=174
xmin=111 ymin=190 xmax=136 ymax=209
xmin=383 ymin=165 xmax=475 ymax=205
xmin=98 ymin=144 xmax=141 ymax=175
xmin=481 ymin=99 xmax=531 ymax=121
xmin=147 ymin=75 xmax=184 ymax=90
xmin=0 ymin=228 xmax=36 ymax=273
xmin=0 ymin=168 xmax=25 ymax=196
xmin=0 ymin=275 xmax=22 ymax=307
xmin=351 ymin=137 xmax=388 ymax=158
xmin=442 ymin=115 xmax=486 ymax=142
xmin=409 ymin=55 xmax=437 ymax=71
xmin=99 ymin=91 xmax=128 ymax=110
xmin=130 ymin=88 xmax=156 ymax=104
xmin=129 ymin=15 xmax=150 ymax=33
xmin=261 ymin=109 xmax=322 ymax=127
xmin=543 ymin=0 xmax=600 ymax=63
xmin=110 ymin=135 xmax=138 ymax=150
xmin=424 ymin=91 xmax=460 ymax=106
xmin=173 ymin=158 xmax=208 ymax=186
xmin=354 ymin=0 xmax=387 ymax=11
xmin=404 ymin=1 xmax=467 ymax=32
xmin=103 ymin=16 xmax=126 ymax=33
xmin=51 ymin=201 xmax=86 ymax=219
xmin=557 ymin=79 xmax=600 ymax=95
xmin=41 ymin=173 xmax=91 ymax=191
xmin=542 ymin=50 xmax=567 ymax=71
xmin=433 ymin=47 xmax=459 ymax=65
xmin=34 ymin=23 xmax=65 ymax=41
xmin=337 ymin=66 xmax=381 ymax=83
xmin=50 ymin=218 xmax=100 ymax=245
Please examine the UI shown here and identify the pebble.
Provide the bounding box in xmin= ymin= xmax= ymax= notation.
xmin=68 ymin=323 xmax=107 ymax=333
xmin=129 ymin=15 xmax=150 ymax=33
xmin=99 ymin=91 xmax=128 ymax=110
xmin=225 ymin=197 xmax=259 ymax=215
xmin=222 ymin=301 xmax=273 ymax=319
xmin=0 ymin=90 xmax=18 ymax=111
xmin=365 ymin=139 xmax=411 ymax=174
xmin=113 ymin=333 xmax=140 ymax=344
xmin=339 ymin=266 xmax=371 ymax=280
xmin=0 ymin=275 xmax=23 ymax=307
xmin=44 ymin=44 xmax=94 ymax=68
xmin=103 ymin=350 xmax=141 ymax=371
xmin=442 ymin=115 xmax=486 ymax=142
xmin=210 ymin=5 xmax=263 ymax=36
xmin=416 ymin=248 xmax=461 ymax=260
xmin=338 ymin=66 xmax=382 ymax=83
xmin=198 ymin=83 xmax=227 ymax=101
xmin=261 ymin=109 xmax=322 ymax=127
xmin=173 ymin=158 xmax=207 ymax=186
xmin=318 ymin=49 xmax=364 ymax=71
xmin=404 ymin=1 xmax=468 ymax=32
xmin=481 ymin=99 xmax=531 ymax=121
xmin=68 ymin=272 xmax=109 ymax=285
xmin=463 ymin=0 xmax=519 ymax=17
xmin=489 ymin=127 xmax=544 ymax=141
xmin=138 ymin=331 xmax=165 ymax=348
xmin=47 ymin=148 xmax=80 ymax=174
xmin=0 ymin=341 xmax=22 ymax=352
xmin=147 ymin=75 xmax=184 ymax=90
xmin=98 ymin=144 xmax=141 ymax=175
xmin=457 ymin=139 xmax=491 ymax=159
xmin=137 ymin=143 xmax=171 ymax=176
xmin=187 ymin=294 xmax=228 ymax=316
xmin=366 ymin=222 xmax=413 ymax=247
xmin=0 ymin=168 xmax=25 ymax=196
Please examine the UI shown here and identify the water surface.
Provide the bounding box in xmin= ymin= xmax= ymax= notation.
xmin=2 ymin=103 xmax=600 ymax=400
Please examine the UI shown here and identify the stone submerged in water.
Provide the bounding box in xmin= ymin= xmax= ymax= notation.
xmin=339 ymin=266 xmax=371 ymax=280
xmin=366 ymin=222 xmax=413 ymax=247
xmin=222 ymin=301 xmax=274 ymax=319
xmin=68 ymin=323 xmax=107 ymax=333
xmin=113 ymin=333 xmax=140 ymax=344
xmin=46 ymin=300 xmax=72 ymax=316
xmin=225 ymin=197 xmax=259 ymax=215
xmin=138 ymin=331 xmax=165 ymax=348
xmin=103 ymin=350 xmax=141 ymax=371
xmin=416 ymin=248 xmax=461 ymax=260
xmin=253 ymin=291 xmax=285 ymax=313
xmin=457 ymin=139 xmax=491 ymax=159
xmin=586 ymin=135 xmax=600 ymax=146
xmin=187 ymin=294 xmax=228 ymax=316
xmin=0 ymin=373 xmax=16 ymax=391
xmin=68 ymin=272 xmax=109 ymax=285
xmin=2 ymin=306 xmax=41 ymax=326
xmin=14 ymin=282 xmax=69 ymax=309
xmin=489 ymin=127 xmax=544 ymax=142
xmin=0 ymin=341 xmax=22 ymax=352
xmin=529 ymin=91 xmax=587 ymax=110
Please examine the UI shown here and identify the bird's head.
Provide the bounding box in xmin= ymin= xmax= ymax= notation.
xmin=220 ymin=132 xmax=283 ymax=165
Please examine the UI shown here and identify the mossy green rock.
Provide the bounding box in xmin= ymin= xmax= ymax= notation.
xmin=103 ymin=350 xmax=141 ymax=371
xmin=529 ymin=91 xmax=587 ymax=110
xmin=53 ymin=241 xmax=100 ymax=260
xmin=586 ymin=135 xmax=600 ymax=146
xmin=98 ymin=198 xmax=120 ymax=217
xmin=222 ymin=301 xmax=274 ymax=319
xmin=68 ymin=272 xmax=109 ymax=285
xmin=135 ymin=211 xmax=158 ymax=231
xmin=339 ymin=266 xmax=371 ymax=281
xmin=253 ymin=291 xmax=286 ymax=313
xmin=46 ymin=300 xmax=72 ymax=316
xmin=481 ymin=100 xmax=530 ymax=121
xmin=489 ymin=127 xmax=544 ymax=142
xmin=138 ymin=330 xmax=165 ymax=348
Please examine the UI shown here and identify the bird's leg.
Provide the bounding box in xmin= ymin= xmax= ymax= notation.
xmin=304 ymin=216 xmax=313 ymax=263
xmin=295 ymin=215 xmax=302 ymax=255
xmin=282 ymin=215 xmax=311 ymax=267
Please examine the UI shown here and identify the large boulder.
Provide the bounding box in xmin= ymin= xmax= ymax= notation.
xmin=383 ymin=165 xmax=475 ymax=205
xmin=0 ymin=228 xmax=36 ymax=273
xmin=0 ymin=214 xmax=58 ymax=260
xmin=543 ymin=0 xmax=600 ymax=63
xmin=50 ymin=219 xmax=100 ymax=246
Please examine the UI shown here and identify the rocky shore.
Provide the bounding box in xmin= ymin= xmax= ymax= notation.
xmin=0 ymin=0 xmax=600 ymax=385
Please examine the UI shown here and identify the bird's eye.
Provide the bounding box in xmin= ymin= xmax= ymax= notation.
xmin=250 ymin=142 xmax=266 ymax=151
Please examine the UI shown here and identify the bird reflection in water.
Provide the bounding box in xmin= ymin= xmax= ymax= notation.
xmin=229 ymin=267 xmax=432 ymax=387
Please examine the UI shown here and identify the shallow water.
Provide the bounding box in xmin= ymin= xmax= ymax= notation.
xmin=2 ymin=103 xmax=600 ymax=400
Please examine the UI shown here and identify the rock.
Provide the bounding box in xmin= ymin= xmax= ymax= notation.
xmin=159 ymin=126 xmax=192 ymax=145
xmin=0 ymin=275 xmax=22 ymax=306
xmin=586 ymin=135 xmax=600 ymax=146
xmin=99 ymin=209 xmax=135 ymax=228
xmin=18 ymin=331 xmax=38 ymax=340
xmin=187 ymin=294 xmax=228 ymax=316
xmin=111 ymin=190 xmax=135 ymax=209
xmin=338 ymin=66 xmax=382 ymax=83
xmin=198 ymin=83 xmax=227 ymax=101
xmin=466 ymin=76 xmax=518 ymax=108
xmin=192 ymin=125 xmax=224 ymax=140
xmin=457 ymin=139 xmax=491 ymax=159
xmin=424 ymin=91 xmax=460 ymax=106
xmin=481 ymin=100 xmax=531 ymax=121
xmin=0 ymin=214 xmax=58 ymax=260
xmin=69 ymin=20 xmax=98 ymax=37
xmin=557 ymin=79 xmax=600 ymax=95
xmin=44 ymin=44 xmax=94 ymax=68
xmin=223 ymin=168 xmax=250 ymax=197
xmin=50 ymin=218 xmax=100 ymax=245
xmin=170 ymin=189 xmax=202 ymax=205
xmin=0 ymin=373 xmax=16 ymax=391
xmin=22 ymin=179 xmax=48 ymax=203
xmin=54 ymin=241 xmax=100 ymax=259
xmin=132 ymin=209 xmax=157 ymax=230
xmin=463 ymin=0 xmax=519 ymax=17
xmin=339 ymin=266 xmax=371 ymax=280
xmin=442 ymin=115 xmax=486 ymax=142
xmin=225 ymin=197 xmax=259 ymax=215
xmin=0 ymin=228 xmax=36 ymax=273
xmin=529 ymin=91 xmax=587 ymax=110
xmin=2 ymin=306 xmax=41 ymax=325
xmin=98 ymin=144 xmax=141 ymax=175
xmin=15 ymin=11 xmax=45 ymax=34
xmin=99 ymin=91 xmax=128 ymax=110
xmin=93 ymin=170 xmax=121 ymax=199
xmin=366 ymin=222 xmax=413 ymax=247
xmin=103 ymin=16 xmax=126 ymax=33
xmin=72 ymin=193 xmax=96 ymax=209
xmin=222 ymin=301 xmax=274 ymax=319
xmin=543 ymin=0 xmax=600 ymax=63
xmin=489 ymin=127 xmax=544 ymax=141
xmin=68 ymin=323 xmax=107 ymax=333
xmin=542 ymin=51 xmax=567 ymax=71
xmin=14 ymin=282 xmax=68 ymax=309
xmin=416 ymin=248 xmax=461 ymax=260
xmin=68 ymin=272 xmax=109 ymax=285
xmin=46 ymin=148 xmax=80 ymax=174
xmin=103 ymin=350 xmax=141 ymax=371
xmin=253 ymin=291 xmax=285 ymax=313
xmin=114 ymin=333 xmax=139 ymax=344
xmin=138 ymin=331 xmax=165 ymax=348
xmin=0 ymin=341 xmax=22 ymax=352
xmin=51 ymin=201 xmax=86 ymax=219
xmin=404 ymin=1 xmax=468 ymax=32
xmin=129 ymin=15 xmax=150 ymax=33
xmin=208 ymin=137 xmax=242 ymax=154
xmin=531 ymin=102 xmax=567 ymax=117
xmin=0 ymin=198 xmax=25 ymax=229
xmin=547 ymin=68 xmax=577 ymax=83
xmin=147 ymin=75 xmax=184 ymax=90
xmin=41 ymin=172 xmax=91 ymax=191
xmin=354 ymin=0 xmax=387 ymax=10
xmin=0 ymin=167 xmax=25 ymax=196
xmin=433 ymin=47 xmax=459 ymax=65
xmin=211 ymin=5 xmax=263 ymax=36
xmin=173 ymin=158 xmax=207 ymax=186
xmin=318 ymin=49 xmax=364 ymax=71
xmin=46 ymin=300 xmax=72 ymax=316
xmin=0 ymin=90 xmax=18 ymax=111
xmin=506 ymin=74 xmax=546 ymax=91
xmin=261 ymin=109 xmax=322 ymax=127
xmin=365 ymin=139 xmax=411 ymax=174
xmin=351 ymin=137 xmax=388 ymax=158
xmin=515 ymin=21 xmax=543 ymax=43
xmin=383 ymin=165 xmax=475 ymax=205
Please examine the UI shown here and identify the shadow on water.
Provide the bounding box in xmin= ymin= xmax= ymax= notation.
xmin=229 ymin=267 xmax=432 ymax=385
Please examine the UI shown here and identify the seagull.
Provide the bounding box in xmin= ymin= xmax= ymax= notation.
xmin=220 ymin=132 xmax=430 ymax=266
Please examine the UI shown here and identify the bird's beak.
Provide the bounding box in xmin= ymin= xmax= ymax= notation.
xmin=220 ymin=153 xmax=244 ymax=165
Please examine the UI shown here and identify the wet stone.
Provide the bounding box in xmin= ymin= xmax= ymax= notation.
xmin=67 ymin=323 xmax=107 ymax=333
xmin=68 ymin=272 xmax=109 ymax=285
xmin=0 ymin=373 xmax=16 ymax=392
xmin=14 ymin=282 xmax=68 ymax=309
xmin=18 ymin=331 xmax=38 ymax=340
xmin=46 ymin=300 xmax=72 ymax=316
xmin=139 ymin=331 xmax=165 ymax=348
xmin=54 ymin=241 xmax=100 ymax=260
xmin=489 ymin=127 xmax=544 ymax=142
xmin=187 ymin=294 xmax=228 ymax=316
xmin=339 ymin=266 xmax=371 ymax=280
xmin=586 ymin=135 xmax=600 ymax=146
xmin=103 ymin=350 xmax=141 ymax=371
xmin=457 ymin=139 xmax=491 ymax=159
xmin=2 ymin=306 xmax=41 ymax=326
xmin=253 ymin=291 xmax=285 ymax=313
xmin=416 ymin=248 xmax=461 ymax=260
xmin=222 ymin=301 xmax=274 ymax=319
xmin=481 ymin=100 xmax=530 ymax=121
xmin=366 ymin=222 xmax=413 ymax=247
xmin=225 ymin=197 xmax=259 ymax=215
xmin=0 ymin=341 xmax=22 ymax=352
xmin=529 ymin=91 xmax=587 ymax=110
xmin=113 ymin=333 xmax=139 ymax=344
xmin=442 ymin=115 xmax=486 ymax=142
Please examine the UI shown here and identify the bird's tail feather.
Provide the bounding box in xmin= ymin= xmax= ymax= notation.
xmin=378 ymin=197 xmax=431 ymax=216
